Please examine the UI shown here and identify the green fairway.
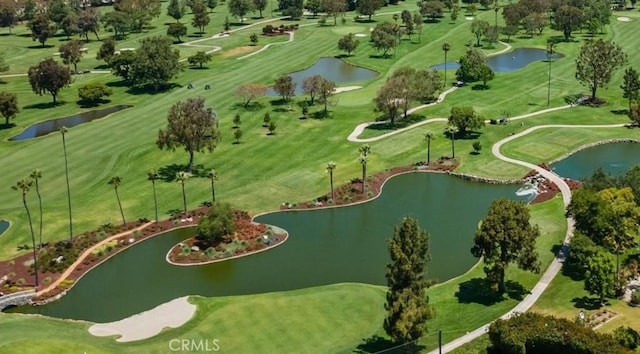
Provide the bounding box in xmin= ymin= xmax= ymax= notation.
xmin=2 ymin=2 xmax=640 ymax=353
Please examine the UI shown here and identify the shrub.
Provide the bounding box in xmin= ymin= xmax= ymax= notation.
xmin=327 ymin=198 xmax=334 ymax=204
xmin=173 ymin=219 xmax=180 ymax=225
xmin=106 ymin=245 xmax=113 ymax=253
xmin=78 ymin=83 xmax=113 ymax=106
xmin=631 ymin=291 xmax=640 ymax=306
xmin=195 ymin=202 xmax=236 ymax=246
xmin=16 ymin=278 xmax=25 ymax=286
xmin=138 ymin=217 xmax=150 ymax=223
xmin=42 ymin=277 xmax=52 ymax=285
xmin=262 ymin=24 xmax=274 ymax=34
xmin=97 ymin=250 xmax=103 ymax=257
xmin=614 ymin=326 xmax=640 ymax=349
xmin=132 ymin=230 xmax=141 ymax=238
xmin=97 ymin=231 xmax=107 ymax=240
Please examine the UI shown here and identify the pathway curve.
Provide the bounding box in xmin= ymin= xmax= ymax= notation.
xmin=430 ymin=123 xmax=626 ymax=353
xmin=89 ymin=296 xmax=196 ymax=342
xmin=36 ymin=222 xmax=153 ymax=297
xmin=237 ymin=31 xmax=295 ymax=60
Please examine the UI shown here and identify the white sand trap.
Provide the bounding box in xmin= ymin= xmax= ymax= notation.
xmin=369 ymin=28 xmax=374 ymax=32
xmin=120 ymin=48 xmax=135 ymax=51
xmin=334 ymin=86 xmax=362 ymax=93
xmin=355 ymin=33 xmax=367 ymax=37
xmin=617 ymin=16 xmax=632 ymax=22
xmin=89 ymin=296 xmax=196 ymax=342
xmin=465 ymin=16 xmax=474 ymax=20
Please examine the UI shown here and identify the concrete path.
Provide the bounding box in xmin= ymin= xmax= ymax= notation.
xmin=88 ymin=296 xmax=196 ymax=342
xmin=37 ymin=222 xmax=153 ymax=297
xmin=237 ymin=31 xmax=295 ymax=60
xmin=430 ymin=123 xmax=626 ymax=353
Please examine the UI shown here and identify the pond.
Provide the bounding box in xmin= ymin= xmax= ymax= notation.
xmin=8 ymin=173 xmax=523 ymax=322
xmin=430 ymin=48 xmax=563 ymax=73
xmin=0 ymin=221 xmax=9 ymax=237
xmin=9 ymin=105 xmax=132 ymax=141
xmin=551 ymin=142 xmax=640 ymax=179
xmin=267 ymin=57 xmax=378 ymax=96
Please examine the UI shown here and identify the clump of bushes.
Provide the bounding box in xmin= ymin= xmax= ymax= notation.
xmin=195 ymin=202 xmax=236 ymax=248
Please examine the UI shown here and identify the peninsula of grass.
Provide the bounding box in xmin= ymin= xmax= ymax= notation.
xmin=1 ymin=0 xmax=640 ymax=353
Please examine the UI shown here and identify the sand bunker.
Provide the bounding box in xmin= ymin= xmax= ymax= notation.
xmin=355 ymin=33 xmax=367 ymax=37
xmin=334 ymin=86 xmax=362 ymax=93
xmin=617 ymin=16 xmax=632 ymax=22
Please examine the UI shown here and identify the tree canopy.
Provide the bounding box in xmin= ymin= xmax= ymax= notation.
xmin=575 ymin=39 xmax=627 ymax=100
xmin=448 ymin=106 xmax=484 ymax=135
xmin=27 ymin=58 xmax=72 ymax=104
xmin=273 ymin=75 xmax=296 ymax=101
xmin=128 ymin=36 xmax=184 ymax=90
xmin=195 ymin=202 xmax=236 ymax=246
xmin=0 ymin=91 xmax=19 ymax=126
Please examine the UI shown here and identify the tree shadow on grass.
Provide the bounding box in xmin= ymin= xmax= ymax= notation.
xmin=77 ymin=99 xmax=112 ymax=108
xmin=354 ymin=335 xmax=396 ymax=353
xmin=611 ymin=109 xmax=628 ymax=115
xmin=471 ymin=84 xmax=490 ymax=90
xmin=158 ymin=163 xmax=207 ymax=182
xmin=231 ymin=101 xmax=265 ymax=111
xmin=365 ymin=114 xmax=426 ymax=131
xmin=126 ymin=83 xmax=182 ymax=95
xmin=270 ymin=98 xmax=289 ymax=106
xmin=571 ymin=296 xmax=604 ymax=310
xmin=455 ymin=278 xmax=529 ymax=305
xmin=23 ymin=101 xmax=65 ymax=110
xmin=27 ymin=44 xmax=55 ymax=49
xmin=0 ymin=122 xmax=16 ymax=130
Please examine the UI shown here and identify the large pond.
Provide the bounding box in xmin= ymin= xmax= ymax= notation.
xmin=430 ymin=48 xmax=563 ymax=73
xmin=551 ymin=142 xmax=640 ymax=179
xmin=0 ymin=221 xmax=9 ymax=237
xmin=9 ymin=173 xmax=522 ymax=322
xmin=9 ymin=105 xmax=131 ymax=141
xmin=267 ymin=57 xmax=378 ymax=96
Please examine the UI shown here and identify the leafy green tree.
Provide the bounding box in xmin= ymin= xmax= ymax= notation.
xmin=371 ymin=22 xmax=398 ymax=57
xmin=147 ymin=169 xmax=160 ymax=222
xmin=613 ymin=326 xmax=640 ymax=350
xmin=576 ymin=39 xmax=627 ymax=101
xmin=23 ymin=0 xmax=37 ymax=21
xmin=60 ymin=126 xmax=73 ymax=242
xmin=621 ymin=67 xmax=640 ymax=111
xmin=500 ymin=24 xmax=519 ymax=42
xmin=233 ymin=127 xmax=243 ymax=142
xmin=207 ymin=0 xmax=218 ymax=12
xmin=101 ymin=10 xmax=130 ymax=39
xmin=115 ymin=0 xmax=161 ymax=32
xmin=442 ymin=42 xmax=451 ymax=86
xmin=273 ymin=75 xmax=296 ymax=101
xmin=554 ymin=5 xmax=583 ymax=41
xmin=130 ymin=36 xmax=183 ymax=90
xmin=338 ymin=33 xmax=359 ymax=56
xmin=358 ymin=144 xmax=371 ymax=194
xmin=357 ymin=0 xmax=382 ymax=21
xmin=628 ymin=104 xmax=640 ymax=126
xmin=78 ymin=8 xmax=101 ymax=41
xmin=424 ymin=131 xmax=434 ymax=165
xmin=109 ymin=50 xmax=136 ymax=83
xmin=12 ymin=178 xmax=39 ymax=287
xmin=446 ymin=125 xmax=457 ymax=158
xmin=167 ymin=22 xmax=187 ymax=42
xmin=583 ymin=0 xmax=610 ymax=34
xmin=236 ymin=83 xmax=267 ymax=107
xmin=471 ymin=198 xmax=541 ymax=294
xmin=59 ymin=40 xmax=84 ymax=73
xmin=27 ymin=58 xmax=72 ymax=104
xmin=384 ymin=216 xmax=432 ymax=344
xmin=455 ymin=48 xmax=493 ymax=85
xmin=0 ymin=91 xmax=18 ymax=126
xmin=472 ymin=141 xmax=482 ymax=154
xmin=228 ymin=0 xmax=254 ymax=23
xmin=413 ymin=11 xmax=423 ymax=43
xmin=400 ymin=9 xmax=411 ymax=24
xmin=188 ymin=51 xmax=213 ymax=69
xmin=60 ymin=14 xmax=80 ymax=40
xmin=0 ymin=52 xmax=7 ymax=73
xmin=374 ymin=76 xmax=405 ymax=124
xmin=108 ymin=176 xmax=126 ymax=225
xmin=206 ymin=169 xmax=218 ymax=203
xmin=28 ymin=14 xmax=56 ymax=47
xmin=267 ymin=121 xmax=276 ymax=135
xmin=157 ymin=97 xmax=220 ymax=172
xmin=191 ymin=0 xmax=210 ymax=33
xmin=305 ymin=0 xmax=322 ymax=17
xmin=322 ymin=0 xmax=347 ymax=25
xmin=326 ymin=162 xmax=336 ymax=200
xmin=412 ymin=68 xmax=442 ymax=102
xmin=302 ymin=75 xmax=323 ymax=105
xmin=176 ymin=171 xmax=191 ymax=213
xmin=29 ymin=169 xmax=44 ymax=249
xmin=471 ymin=19 xmax=489 ymax=46
xmin=262 ymin=112 xmax=271 ymax=126
xmin=565 ymin=232 xmax=599 ymax=278
xmin=419 ymin=0 xmax=445 ymax=22
xmin=78 ymin=83 xmax=113 ymax=106
xmin=566 ymin=188 xmax=613 ymax=244
xmin=48 ymin=0 xmax=71 ymax=26
xmin=448 ymin=106 xmax=484 ymax=135
xmin=249 ymin=33 xmax=258 ymax=45
xmin=232 ymin=113 xmax=241 ymax=127
xmin=585 ymin=251 xmax=616 ymax=305
xmin=477 ymin=64 xmax=494 ymax=88
xmin=167 ymin=0 xmax=185 ymax=22
xmin=195 ymin=202 xmax=236 ymax=246
xmin=450 ymin=4 xmax=458 ymax=22
xmin=253 ymin=0 xmax=267 ymax=17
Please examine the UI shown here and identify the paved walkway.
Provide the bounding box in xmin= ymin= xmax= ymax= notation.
xmin=430 ymin=123 xmax=626 ymax=353
xmin=237 ymin=31 xmax=295 ymax=60
xmin=88 ymin=296 xmax=196 ymax=342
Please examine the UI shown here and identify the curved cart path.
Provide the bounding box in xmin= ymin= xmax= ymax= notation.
xmin=430 ymin=123 xmax=626 ymax=353
xmin=237 ymin=31 xmax=295 ymax=60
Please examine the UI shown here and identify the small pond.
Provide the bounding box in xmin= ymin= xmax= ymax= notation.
xmin=9 ymin=105 xmax=132 ymax=141
xmin=0 ymin=221 xmax=9 ymax=237
xmin=267 ymin=57 xmax=378 ymax=96
xmin=430 ymin=48 xmax=563 ymax=73
xmin=551 ymin=142 xmax=640 ymax=179
xmin=8 ymin=173 xmax=523 ymax=322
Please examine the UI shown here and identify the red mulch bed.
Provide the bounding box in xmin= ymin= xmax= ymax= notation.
xmin=167 ymin=210 xmax=285 ymax=265
xmin=1 ymin=208 xmax=210 ymax=300
xmin=285 ymin=160 xmax=458 ymax=210
xmin=524 ymin=163 xmax=581 ymax=204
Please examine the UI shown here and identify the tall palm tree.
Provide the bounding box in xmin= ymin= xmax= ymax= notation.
xmin=326 ymin=162 xmax=336 ymax=200
xmin=442 ymin=43 xmax=451 ymax=87
xmin=446 ymin=125 xmax=459 ymax=159
xmin=176 ymin=171 xmax=190 ymax=213
xmin=108 ymin=176 xmax=125 ymax=225
xmin=60 ymin=126 xmax=73 ymax=242
xmin=358 ymin=145 xmax=371 ymax=194
xmin=12 ymin=179 xmax=39 ymax=287
xmin=424 ymin=132 xmax=435 ymax=165
xmin=29 ymin=169 xmax=43 ymax=249
xmin=147 ymin=169 xmax=160 ymax=223
xmin=206 ymin=169 xmax=218 ymax=204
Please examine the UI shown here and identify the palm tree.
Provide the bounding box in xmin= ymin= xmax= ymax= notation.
xmin=12 ymin=178 xmax=39 ymax=287
xmin=206 ymin=169 xmax=218 ymax=204
xmin=176 ymin=171 xmax=191 ymax=213
xmin=446 ymin=125 xmax=459 ymax=159
xmin=108 ymin=176 xmax=125 ymax=225
xmin=60 ymin=126 xmax=73 ymax=242
xmin=326 ymin=162 xmax=336 ymax=201
xmin=424 ymin=132 xmax=435 ymax=165
xmin=358 ymin=145 xmax=371 ymax=194
xmin=147 ymin=169 xmax=160 ymax=223
xmin=29 ymin=169 xmax=43 ymax=249
xmin=442 ymin=43 xmax=451 ymax=87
